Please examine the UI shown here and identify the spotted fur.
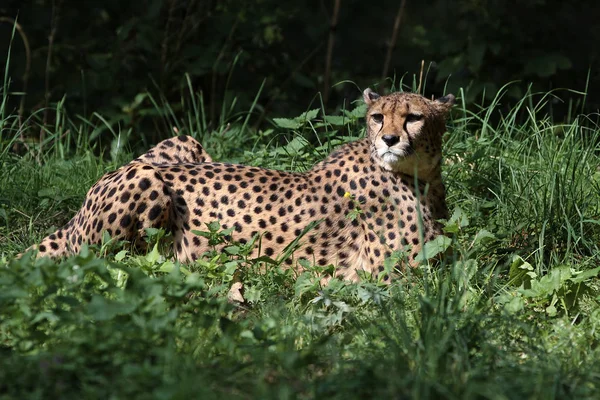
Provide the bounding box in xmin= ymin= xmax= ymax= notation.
xmin=27 ymin=90 xmax=455 ymax=281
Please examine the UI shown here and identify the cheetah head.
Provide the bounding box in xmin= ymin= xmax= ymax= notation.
xmin=363 ymin=88 xmax=454 ymax=181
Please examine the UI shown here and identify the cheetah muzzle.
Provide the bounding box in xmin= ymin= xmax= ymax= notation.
xmin=26 ymin=89 xmax=455 ymax=282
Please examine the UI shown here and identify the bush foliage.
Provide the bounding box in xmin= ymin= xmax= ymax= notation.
xmin=2 ymin=81 xmax=600 ymax=397
xmin=1 ymin=0 xmax=598 ymax=141
xmin=1 ymin=1 xmax=600 ymax=397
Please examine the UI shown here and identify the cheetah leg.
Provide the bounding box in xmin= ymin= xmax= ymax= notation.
xmin=25 ymin=224 xmax=73 ymax=258
xmin=28 ymin=162 xmax=174 ymax=258
xmin=25 ymin=135 xmax=212 ymax=259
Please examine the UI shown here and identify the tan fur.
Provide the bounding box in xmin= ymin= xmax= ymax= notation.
xmin=27 ymin=90 xmax=454 ymax=282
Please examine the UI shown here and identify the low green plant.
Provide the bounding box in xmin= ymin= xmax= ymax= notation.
xmin=1 ymin=84 xmax=600 ymax=398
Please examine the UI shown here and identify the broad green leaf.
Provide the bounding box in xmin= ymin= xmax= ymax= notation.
xmin=569 ymin=266 xmax=600 ymax=283
xmin=0 ymin=287 xmax=29 ymax=299
xmin=145 ymin=243 xmax=162 ymax=264
xmin=31 ymin=312 xmax=59 ymax=324
xmin=144 ymin=227 xmax=161 ymax=237
xmin=349 ymin=103 xmax=367 ymax=118
xmin=294 ymin=273 xmax=317 ymax=297
xmin=223 ymin=261 xmax=239 ymax=275
xmin=87 ymin=294 xmax=137 ymax=321
xmin=453 ymin=259 xmax=478 ymax=289
xmin=473 ymin=229 xmax=496 ymax=245
xmin=158 ymin=260 xmax=176 ymax=273
xmin=244 ymin=286 xmax=263 ymax=303
xmin=273 ymin=117 xmax=301 ymax=129
xmin=414 ymin=235 xmax=451 ymax=262
xmin=443 ymin=207 xmax=469 ymax=233
xmin=521 ymin=266 xmax=572 ymax=298
xmin=451 ymin=207 xmax=469 ymax=227
xmin=102 ymin=230 xmax=114 ymax=246
xmin=275 ymin=136 xmax=310 ymax=155
xmin=192 ymin=230 xmax=211 ymax=239
xmin=297 ymin=108 xmax=319 ymax=122
xmin=115 ymin=250 xmax=128 ymax=262
xmin=545 ymin=304 xmax=558 ymax=317
xmin=508 ymin=255 xmax=535 ymax=286
xmin=224 ymin=245 xmax=241 ymax=255
xmin=207 ymin=221 xmax=221 ymax=232
xmin=504 ymin=296 xmax=524 ymax=314
xmin=323 ymin=115 xmax=349 ymax=126
xmin=221 ymin=226 xmax=235 ymax=236
xmin=333 ymin=301 xmax=352 ymax=313
xmin=356 ymin=284 xmax=388 ymax=305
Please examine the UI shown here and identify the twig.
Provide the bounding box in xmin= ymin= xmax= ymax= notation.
xmin=381 ymin=0 xmax=407 ymax=82
xmin=0 ymin=17 xmax=31 ymax=129
xmin=220 ymin=122 xmax=231 ymax=136
xmin=175 ymin=0 xmax=201 ymax=56
xmin=417 ymin=59 xmax=424 ymax=94
xmin=210 ymin=17 xmax=239 ymax=123
xmin=160 ymin=0 xmax=178 ymax=89
xmin=40 ymin=0 xmax=62 ymax=155
xmin=323 ymin=0 xmax=341 ymax=106
xmin=11 ymin=207 xmax=31 ymax=219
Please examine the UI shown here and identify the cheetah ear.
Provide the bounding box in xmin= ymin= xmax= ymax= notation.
xmin=434 ymin=94 xmax=456 ymax=111
xmin=363 ymin=88 xmax=381 ymax=105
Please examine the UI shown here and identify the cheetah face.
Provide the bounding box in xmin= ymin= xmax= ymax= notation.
xmin=363 ymin=89 xmax=454 ymax=179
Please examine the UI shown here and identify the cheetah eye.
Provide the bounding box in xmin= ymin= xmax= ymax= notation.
xmin=406 ymin=113 xmax=423 ymax=123
xmin=371 ymin=113 xmax=384 ymax=124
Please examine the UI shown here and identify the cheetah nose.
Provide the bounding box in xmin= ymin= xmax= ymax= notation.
xmin=382 ymin=135 xmax=400 ymax=147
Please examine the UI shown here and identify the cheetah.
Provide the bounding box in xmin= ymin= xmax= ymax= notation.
xmin=27 ymin=89 xmax=455 ymax=282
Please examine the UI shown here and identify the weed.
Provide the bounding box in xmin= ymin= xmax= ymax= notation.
xmin=1 ymin=82 xmax=600 ymax=398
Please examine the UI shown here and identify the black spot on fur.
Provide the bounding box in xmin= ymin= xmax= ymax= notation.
xmin=149 ymin=205 xmax=163 ymax=221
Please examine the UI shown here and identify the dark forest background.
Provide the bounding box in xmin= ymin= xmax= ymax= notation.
xmin=1 ymin=0 xmax=599 ymax=137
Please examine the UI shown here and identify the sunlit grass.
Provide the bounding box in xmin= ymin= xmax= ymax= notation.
xmin=1 ymin=82 xmax=600 ymax=398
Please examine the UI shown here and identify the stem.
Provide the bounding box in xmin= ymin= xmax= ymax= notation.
xmin=381 ymin=0 xmax=407 ymax=82
xmin=40 ymin=0 xmax=62 ymax=155
xmin=210 ymin=17 xmax=239 ymax=124
xmin=161 ymin=0 xmax=177 ymax=90
xmin=417 ymin=59 xmax=425 ymax=94
xmin=0 ymin=17 xmax=31 ymax=129
xmin=323 ymin=0 xmax=341 ymax=106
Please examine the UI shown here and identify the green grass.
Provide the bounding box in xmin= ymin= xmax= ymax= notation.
xmin=1 ymin=83 xmax=600 ymax=399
